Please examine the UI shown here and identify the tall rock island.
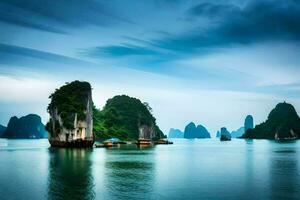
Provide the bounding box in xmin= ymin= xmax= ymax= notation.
xmin=244 ymin=115 xmax=254 ymax=132
xmin=46 ymin=81 xmax=93 ymax=147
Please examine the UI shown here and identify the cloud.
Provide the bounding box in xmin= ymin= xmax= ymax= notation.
xmin=83 ymin=0 xmax=300 ymax=63
xmin=188 ymin=3 xmax=240 ymax=19
xmin=86 ymin=44 xmax=160 ymax=57
xmin=0 ymin=43 xmax=91 ymax=66
xmin=179 ymin=0 xmax=300 ymax=48
xmin=0 ymin=0 xmax=128 ymax=34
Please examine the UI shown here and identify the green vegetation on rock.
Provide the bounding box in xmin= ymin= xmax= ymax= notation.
xmin=46 ymin=81 xmax=91 ymax=131
xmin=93 ymin=95 xmax=165 ymax=141
xmin=243 ymin=102 xmax=300 ymax=139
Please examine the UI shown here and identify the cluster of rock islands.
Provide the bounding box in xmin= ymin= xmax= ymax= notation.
xmin=1 ymin=81 xmax=300 ymax=146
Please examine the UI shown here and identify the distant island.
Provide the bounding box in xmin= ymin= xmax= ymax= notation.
xmin=168 ymin=128 xmax=184 ymax=138
xmin=242 ymin=102 xmax=300 ymax=140
xmin=184 ymin=122 xmax=211 ymax=139
xmin=0 ymin=114 xmax=47 ymax=139
xmin=230 ymin=115 xmax=254 ymax=138
xmin=169 ymin=122 xmax=211 ymax=139
xmin=219 ymin=127 xmax=231 ymax=141
xmin=216 ymin=115 xmax=254 ymax=138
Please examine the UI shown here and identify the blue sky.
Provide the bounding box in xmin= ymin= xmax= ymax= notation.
xmin=0 ymin=0 xmax=300 ymax=135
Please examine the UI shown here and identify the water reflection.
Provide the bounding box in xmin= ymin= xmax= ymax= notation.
xmin=103 ymin=145 xmax=156 ymax=199
xmin=270 ymin=146 xmax=300 ymax=199
xmin=2 ymin=139 xmax=300 ymax=199
xmin=47 ymin=148 xmax=95 ymax=200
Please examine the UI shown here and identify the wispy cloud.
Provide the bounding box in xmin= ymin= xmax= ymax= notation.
xmin=0 ymin=0 xmax=129 ymax=34
xmin=82 ymin=0 xmax=300 ymax=65
xmin=0 ymin=43 xmax=91 ymax=66
xmin=86 ymin=44 xmax=160 ymax=57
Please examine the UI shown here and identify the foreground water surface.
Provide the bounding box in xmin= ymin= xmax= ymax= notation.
xmin=0 ymin=139 xmax=300 ymax=200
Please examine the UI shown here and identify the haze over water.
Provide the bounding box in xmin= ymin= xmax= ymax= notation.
xmin=0 ymin=139 xmax=300 ymax=200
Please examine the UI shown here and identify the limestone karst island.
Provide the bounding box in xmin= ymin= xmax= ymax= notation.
xmin=46 ymin=81 xmax=94 ymax=147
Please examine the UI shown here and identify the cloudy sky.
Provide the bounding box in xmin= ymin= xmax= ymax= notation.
xmin=0 ymin=0 xmax=300 ymax=135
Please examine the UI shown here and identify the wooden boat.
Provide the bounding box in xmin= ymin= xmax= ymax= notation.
xmin=275 ymin=132 xmax=297 ymax=142
xmin=154 ymin=139 xmax=173 ymax=145
xmin=95 ymin=141 xmax=113 ymax=148
xmin=136 ymin=139 xmax=151 ymax=146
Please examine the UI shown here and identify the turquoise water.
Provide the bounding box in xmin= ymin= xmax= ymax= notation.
xmin=0 ymin=139 xmax=300 ymax=200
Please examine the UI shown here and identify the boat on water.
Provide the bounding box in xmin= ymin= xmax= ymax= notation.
xmin=95 ymin=141 xmax=114 ymax=148
xmin=154 ymin=139 xmax=173 ymax=145
xmin=136 ymin=139 xmax=152 ymax=146
xmin=275 ymin=132 xmax=298 ymax=142
xmin=95 ymin=138 xmax=119 ymax=148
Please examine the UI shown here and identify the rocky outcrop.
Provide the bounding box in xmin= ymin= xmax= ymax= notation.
xmin=46 ymin=81 xmax=93 ymax=147
xmin=168 ymin=128 xmax=184 ymax=138
xmin=220 ymin=127 xmax=231 ymax=141
xmin=244 ymin=115 xmax=254 ymax=132
xmin=1 ymin=114 xmax=47 ymax=139
xmin=184 ymin=122 xmax=211 ymax=139
xmin=139 ymin=124 xmax=157 ymax=139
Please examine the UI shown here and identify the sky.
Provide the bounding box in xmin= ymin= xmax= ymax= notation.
xmin=0 ymin=0 xmax=300 ymax=135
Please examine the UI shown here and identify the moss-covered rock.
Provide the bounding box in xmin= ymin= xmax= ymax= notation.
xmin=47 ymin=81 xmax=93 ymax=147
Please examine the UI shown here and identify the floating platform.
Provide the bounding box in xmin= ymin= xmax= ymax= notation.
xmin=49 ymin=139 xmax=94 ymax=148
xmin=136 ymin=139 xmax=152 ymax=146
xmin=95 ymin=141 xmax=114 ymax=148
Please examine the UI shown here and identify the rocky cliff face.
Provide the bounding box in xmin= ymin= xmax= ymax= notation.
xmin=1 ymin=114 xmax=47 ymax=139
xmin=46 ymin=81 xmax=93 ymax=147
xmin=138 ymin=124 xmax=157 ymax=139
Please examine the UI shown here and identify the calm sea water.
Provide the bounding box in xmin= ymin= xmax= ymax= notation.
xmin=0 ymin=139 xmax=300 ymax=200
